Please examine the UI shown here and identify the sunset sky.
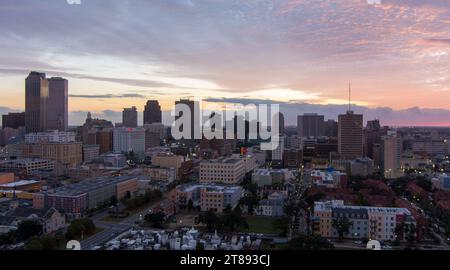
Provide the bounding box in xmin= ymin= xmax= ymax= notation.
xmin=0 ymin=0 xmax=449 ymax=126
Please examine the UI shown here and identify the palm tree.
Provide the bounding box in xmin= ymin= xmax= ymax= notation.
xmin=332 ymin=217 xmax=352 ymax=241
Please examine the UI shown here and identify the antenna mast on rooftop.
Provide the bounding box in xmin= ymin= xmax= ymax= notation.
xmin=348 ymin=82 xmax=352 ymax=112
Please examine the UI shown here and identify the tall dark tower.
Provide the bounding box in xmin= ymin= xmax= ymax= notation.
xmin=122 ymin=106 xmax=138 ymax=128
xmin=47 ymin=77 xmax=68 ymax=131
xmin=143 ymin=100 xmax=162 ymax=125
xmin=25 ymin=71 xmax=48 ymax=133
xmin=175 ymin=99 xmax=196 ymax=140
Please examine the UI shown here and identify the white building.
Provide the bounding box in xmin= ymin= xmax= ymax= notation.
xmin=113 ymin=127 xmax=146 ymax=156
xmin=200 ymin=158 xmax=245 ymax=184
xmin=25 ymin=130 xmax=76 ymax=143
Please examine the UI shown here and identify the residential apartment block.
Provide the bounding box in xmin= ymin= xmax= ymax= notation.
xmin=313 ymin=200 xmax=415 ymax=241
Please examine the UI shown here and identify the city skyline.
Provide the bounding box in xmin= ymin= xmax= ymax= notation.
xmin=0 ymin=0 xmax=450 ymax=126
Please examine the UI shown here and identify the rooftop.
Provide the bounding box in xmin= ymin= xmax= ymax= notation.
xmin=0 ymin=180 xmax=39 ymax=188
xmin=177 ymin=183 xmax=242 ymax=193
xmin=47 ymin=175 xmax=137 ymax=197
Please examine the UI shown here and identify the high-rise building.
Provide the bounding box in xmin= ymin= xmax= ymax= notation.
xmin=2 ymin=112 xmax=25 ymax=129
xmin=364 ymin=119 xmax=387 ymax=161
xmin=297 ymin=113 xmax=325 ymax=138
xmin=381 ymin=131 xmax=403 ymax=179
xmin=277 ymin=112 xmax=285 ymax=135
xmin=143 ymin=100 xmax=162 ymax=125
xmin=175 ymin=99 xmax=196 ymax=140
xmin=25 ymin=72 xmax=69 ymax=133
xmin=25 ymin=72 xmax=48 ymax=133
xmin=47 ymin=77 xmax=68 ymax=131
xmin=324 ymin=119 xmax=338 ymax=137
xmin=338 ymin=111 xmax=363 ymax=160
xmin=113 ymin=127 xmax=145 ymax=156
xmin=122 ymin=106 xmax=138 ymax=128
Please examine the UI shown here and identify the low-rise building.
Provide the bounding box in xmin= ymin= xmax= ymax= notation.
xmin=331 ymin=158 xmax=374 ymax=177
xmin=34 ymin=175 xmax=139 ymax=214
xmin=25 ymin=130 xmax=76 ymax=144
xmin=169 ymin=184 xmax=244 ymax=213
xmin=313 ymin=200 xmax=414 ymax=241
xmin=432 ymin=174 xmax=450 ymax=191
xmin=251 ymin=168 xmax=296 ymax=187
xmin=0 ymin=179 xmax=41 ymax=192
xmin=0 ymin=158 xmax=55 ymax=176
xmin=311 ymin=169 xmax=347 ymax=189
xmin=0 ymin=172 xmax=15 ymax=184
xmin=142 ymin=166 xmax=177 ymax=183
xmin=255 ymin=192 xmax=286 ymax=217
xmin=6 ymin=207 xmax=66 ymax=234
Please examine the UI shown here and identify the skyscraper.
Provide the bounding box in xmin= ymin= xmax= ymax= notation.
xmin=47 ymin=77 xmax=68 ymax=131
xmin=175 ymin=99 xmax=196 ymax=140
xmin=277 ymin=112 xmax=285 ymax=135
xmin=143 ymin=100 xmax=162 ymax=125
xmin=25 ymin=71 xmax=48 ymax=133
xmin=122 ymin=106 xmax=138 ymax=128
xmin=338 ymin=111 xmax=363 ymax=160
xmin=324 ymin=119 xmax=338 ymax=137
xmin=25 ymin=72 xmax=69 ymax=133
xmin=364 ymin=119 xmax=387 ymax=160
xmin=297 ymin=113 xmax=325 ymax=138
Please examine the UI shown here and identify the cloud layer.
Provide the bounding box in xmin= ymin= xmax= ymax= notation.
xmin=0 ymin=0 xmax=449 ymax=125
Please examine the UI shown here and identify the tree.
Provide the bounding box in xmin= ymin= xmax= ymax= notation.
xmin=25 ymin=235 xmax=57 ymax=250
xmin=25 ymin=237 xmax=43 ymax=250
xmin=239 ymin=194 xmax=259 ymax=214
xmin=110 ymin=195 xmax=118 ymax=206
xmin=220 ymin=208 xmax=249 ymax=232
xmin=283 ymin=234 xmax=334 ymax=250
xmin=198 ymin=211 xmax=219 ymax=231
xmin=17 ymin=220 xmax=43 ymax=241
xmin=273 ymin=216 xmax=290 ymax=237
xmin=404 ymin=223 xmax=417 ymax=246
xmin=196 ymin=242 xmax=205 ymax=250
xmin=66 ymin=218 xmax=96 ymax=240
xmin=305 ymin=192 xmax=326 ymax=208
xmin=187 ymin=199 xmax=194 ymax=211
xmin=416 ymin=178 xmax=432 ymax=192
xmin=144 ymin=212 xmax=166 ymax=228
xmin=332 ymin=217 xmax=352 ymax=241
